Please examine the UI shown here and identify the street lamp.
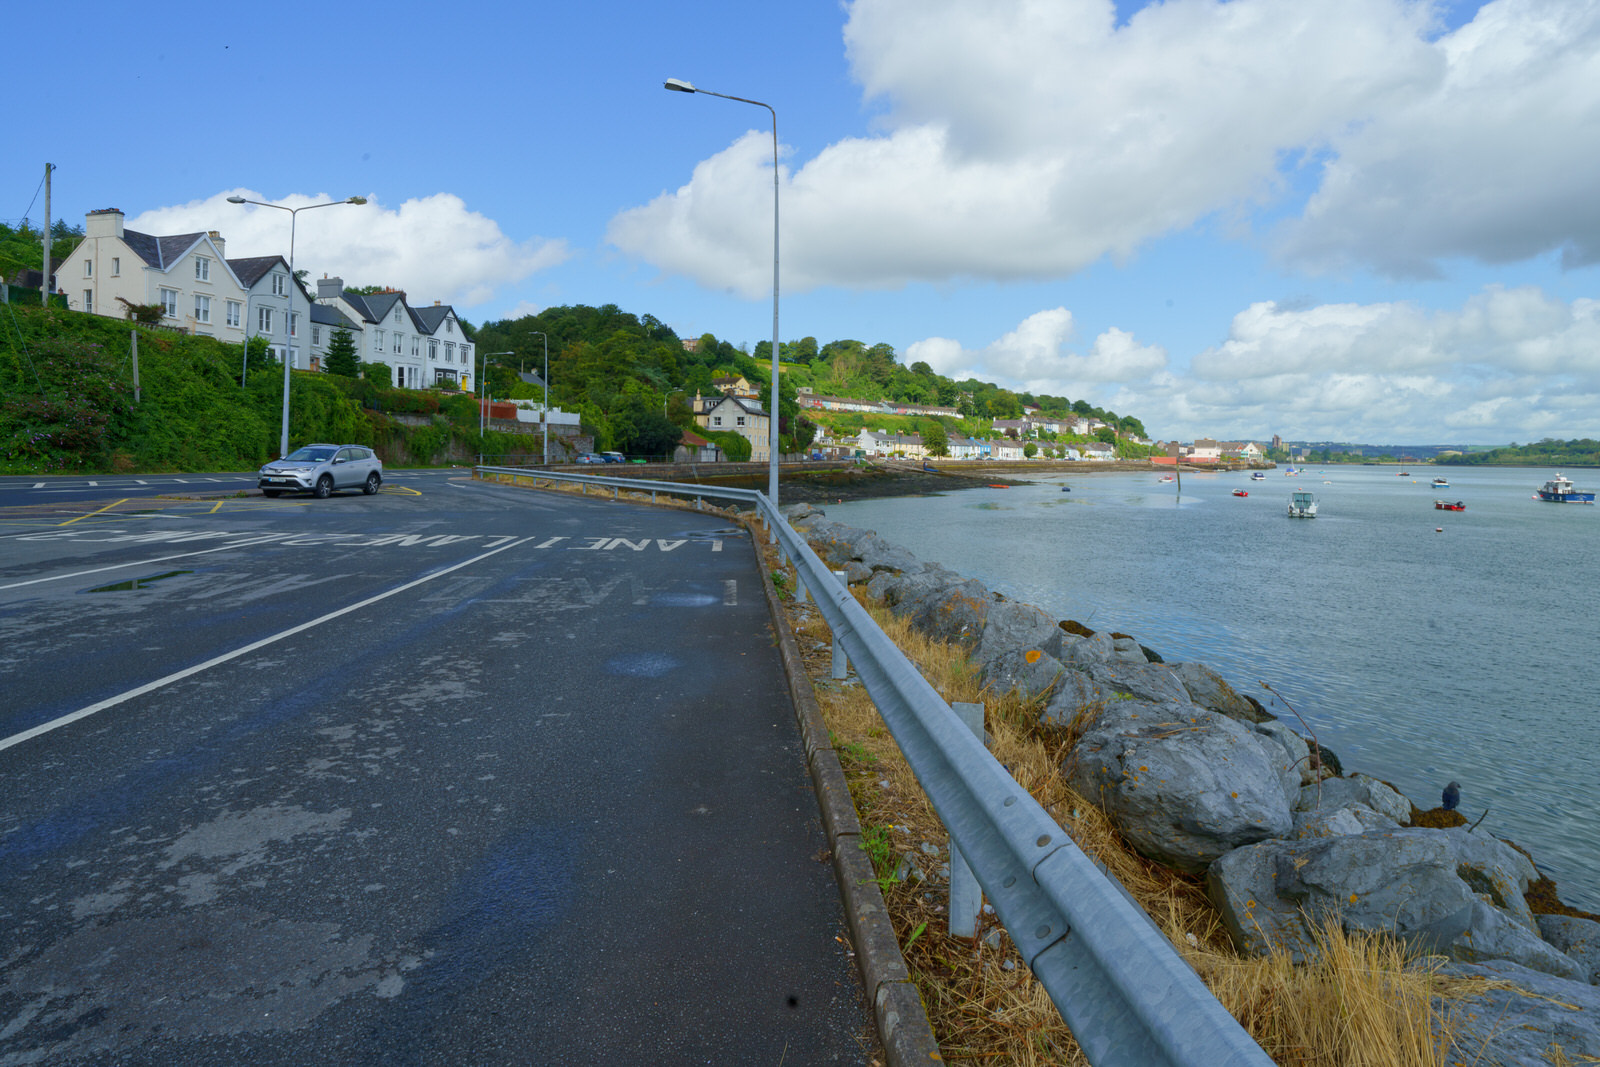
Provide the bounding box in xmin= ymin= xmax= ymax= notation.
xmin=664 ymin=77 xmax=781 ymax=505
xmin=528 ymin=331 xmax=550 ymax=465
xmin=480 ymin=351 xmax=514 ymax=464
xmin=226 ymin=193 xmax=367 ymax=458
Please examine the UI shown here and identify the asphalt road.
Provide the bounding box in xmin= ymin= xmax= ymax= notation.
xmin=0 ymin=475 xmax=873 ymax=1065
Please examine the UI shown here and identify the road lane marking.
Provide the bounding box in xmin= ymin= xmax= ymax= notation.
xmin=0 ymin=537 xmax=532 ymax=753
xmin=57 ymin=499 xmax=130 ymax=526
xmin=0 ymin=536 xmax=286 ymax=590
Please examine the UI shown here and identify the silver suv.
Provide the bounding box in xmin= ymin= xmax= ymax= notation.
xmin=259 ymin=444 xmax=383 ymax=498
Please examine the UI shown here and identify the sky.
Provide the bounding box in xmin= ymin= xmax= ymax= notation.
xmin=9 ymin=0 xmax=1600 ymax=446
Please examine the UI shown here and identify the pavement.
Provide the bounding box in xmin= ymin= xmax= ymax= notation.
xmin=0 ymin=472 xmax=937 ymax=1065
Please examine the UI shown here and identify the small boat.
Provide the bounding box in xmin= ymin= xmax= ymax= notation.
xmin=1534 ymin=473 xmax=1596 ymax=503
xmin=987 ymin=484 xmax=1010 ymax=489
xmin=1251 ymin=472 xmax=1266 ymax=481
xmin=1288 ymin=490 xmax=1318 ymax=518
xmin=1398 ymin=471 xmax=1410 ymax=476
xmin=1060 ymin=486 xmax=1071 ymax=492
xmin=1159 ymin=475 xmax=1175 ymax=483
xmin=1434 ymin=499 xmax=1465 ymax=511
xmin=1431 ymin=477 xmax=1450 ymax=488
xmin=1233 ymin=489 xmax=1248 ymax=497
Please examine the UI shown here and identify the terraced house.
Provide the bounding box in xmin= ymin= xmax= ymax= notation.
xmin=57 ymin=208 xmax=310 ymax=368
xmin=315 ymin=277 xmax=472 ymax=390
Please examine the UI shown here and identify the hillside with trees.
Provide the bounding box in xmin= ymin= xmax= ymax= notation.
xmin=2 ymin=274 xmax=1155 ymax=472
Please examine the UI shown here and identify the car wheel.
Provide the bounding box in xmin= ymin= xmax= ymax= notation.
xmin=363 ymin=472 xmax=381 ymax=495
xmin=262 ymin=489 xmax=281 ymax=498
xmin=313 ymin=475 xmax=333 ymax=499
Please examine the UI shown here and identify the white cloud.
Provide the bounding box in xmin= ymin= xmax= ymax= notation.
xmin=130 ymin=191 xmax=567 ymax=311
xmin=1132 ymin=286 xmax=1600 ymax=441
xmin=905 ymin=307 xmax=1167 ymax=394
xmin=1278 ymin=0 xmax=1600 ymax=275
xmin=611 ymin=0 xmax=1600 ymax=290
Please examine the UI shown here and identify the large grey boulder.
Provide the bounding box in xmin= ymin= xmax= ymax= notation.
xmin=900 ymin=578 xmax=996 ymax=649
xmin=854 ymin=534 xmax=924 ymax=575
xmin=1434 ymin=958 xmax=1600 ymax=1066
xmin=1252 ymin=720 xmax=1316 ymax=789
xmin=1537 ymin=915 xmax=1600 ymax=985
xmin=973 ymin=601 xmax=1062 ymax=670
xmin=1296 ymin=775 xmax=1412 ymax=827
xmin=1063 ymin=700 xmax=1294 ymax=873
xmin=981 ymin=647 xmax=1066 ymax=702
xmin=1038 ymin=669 xmax=1120 ymax=726
xmin=1206 ymin=828 xmax=1583 ymax=980
xmin=1081 ymin=661 xmax=1192 ymax=706
xmin=1049 ymin=629 xmax=1116 ymax=668
xmin=1168 ymin=663 xmax=1272 ymax=722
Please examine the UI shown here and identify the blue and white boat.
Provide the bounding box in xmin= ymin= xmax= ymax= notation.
xmin=1251 ymin=471 xmax=1266 ymax=481
xmin=1288 ymin=490 xmax=1318 ymax=518
xmin=1534 ymin=473 xmax=1595 ymax=504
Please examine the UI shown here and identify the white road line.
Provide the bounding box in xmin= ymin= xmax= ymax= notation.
xmin=0 ymin=536 xmax=286 ymax=591
xmin=32 ymin=483 xmax=44 ymax=489
xmin=0 ymin=537 xmax=531 ymax=752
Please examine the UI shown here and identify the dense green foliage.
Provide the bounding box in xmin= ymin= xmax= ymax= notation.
xmin=1439 ymin=439 xmax=1600 ymax=467
xmin=0 ymin=219 xmax=82 ymax=283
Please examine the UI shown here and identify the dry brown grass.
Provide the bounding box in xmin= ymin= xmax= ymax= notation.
xmin=764 ymin=542 xmax=1493 ymax=1067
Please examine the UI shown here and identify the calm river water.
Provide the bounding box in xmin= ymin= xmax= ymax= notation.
xmin=828 ymin=464 xmax=1600 ymax=909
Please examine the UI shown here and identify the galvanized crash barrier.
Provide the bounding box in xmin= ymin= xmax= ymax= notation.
xmin=475 ymin=466 xmax=1273 ymax=1067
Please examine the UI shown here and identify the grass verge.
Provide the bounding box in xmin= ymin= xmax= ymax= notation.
xmin=762 ymin=540 xmax=1497 ymax=1067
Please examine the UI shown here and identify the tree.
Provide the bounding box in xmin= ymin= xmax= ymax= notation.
xmin=1023 ymin=442 xmax=1038 ymax=459
xmin=363 ymin=360 xmax=392 ymax=385
xmin=923 ymin=420 xmax=949 ymax=457
xmin=325 ymin=327 xmax=360 ymax=377
xmin=1096 ymin=426 xmax=1118 ymax=444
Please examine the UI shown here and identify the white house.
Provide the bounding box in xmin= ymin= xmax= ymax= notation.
xmin=315 ymin=278 xmax=473 ymax=389
xmin=57 ymin=208 xmax=313 ymax=368
xmin=857 ymin=430 xmax=926 ymax=459
xmin=992 ymin=439 xmax=1027 ymax=461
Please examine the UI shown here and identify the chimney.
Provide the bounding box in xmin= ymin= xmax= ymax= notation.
xmin=434 ymin=300 xmax=440 ymax=306
xmin=207 ymin=230 xmax=225 ymax=257
xmin=317 ymin=276 xmax=344 ymax=302
xmin=85 ymin=208 xmax=124 ymax=239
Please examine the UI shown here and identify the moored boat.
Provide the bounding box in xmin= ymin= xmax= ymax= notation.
xmin=1534 ymin=473 xmax=1596 ymax=503
xmin=1288 ymin=490 xmax=1318 ymax=518
xmin=1233 ymin=489 xmax=1248 ymax=497
xmin=1434 ymin=500 xmax=1465 ymax=511
xmin=1432 ymin=477 xmax=1450 ymax=488
xmin=1251 ymin=472 xmax=1266 ymax=481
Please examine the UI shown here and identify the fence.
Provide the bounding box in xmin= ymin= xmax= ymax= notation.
xmin=475 ymin=464 xmax=1272 ymax=1067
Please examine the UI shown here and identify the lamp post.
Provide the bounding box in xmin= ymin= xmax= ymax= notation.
xmin=528 ymin=331 xmax=550 ymax=465
xmin=227 ymin=194 xmax=367 ymax=458
xmin=480 ymin=351 xmax=514 ymax=465
xmin=664 ymin=77 xmax=781 ymax=505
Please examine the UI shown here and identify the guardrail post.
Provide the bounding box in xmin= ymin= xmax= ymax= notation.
xmin=948 ymin=701 xmax=986 ymax=938
xmin=831 ymin=569 xmax=850 ymax=680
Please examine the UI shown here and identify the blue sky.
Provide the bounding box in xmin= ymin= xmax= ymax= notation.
xmin=10 ymin=0 xmax=1598 ymax=445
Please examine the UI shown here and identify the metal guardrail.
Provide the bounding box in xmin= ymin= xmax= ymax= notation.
xmin=475 ymin=465 xmax=1273 ymax=1067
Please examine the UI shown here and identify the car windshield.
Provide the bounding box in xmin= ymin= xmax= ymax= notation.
xmin=286 ymin=447 xmax=337 ymax=462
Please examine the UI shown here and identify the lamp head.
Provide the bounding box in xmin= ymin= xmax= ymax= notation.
xmin=226 ymin=195 xmax=247 ymax=204
xmin=664 ymin=78 xmax=696 ymax=94
xmin=345 ymin=196 xmax=368 ymax=205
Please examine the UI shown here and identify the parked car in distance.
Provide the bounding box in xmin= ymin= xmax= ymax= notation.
xmin=575 ymin=453 xmax=603 ymax=464
xmin=599 ymin=451 xmax=626 ymax=463
xmin=259 ymin=444 xmax=383 ymax=498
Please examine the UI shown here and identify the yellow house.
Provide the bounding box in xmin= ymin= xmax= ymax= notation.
xmin=696 ymin=394 xmax=771 ymax=462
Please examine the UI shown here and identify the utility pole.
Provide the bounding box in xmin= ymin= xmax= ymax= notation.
xmin=41 ymin=163 xmax=53 ymax=305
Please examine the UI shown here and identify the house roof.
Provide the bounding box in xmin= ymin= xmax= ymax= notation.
xmin=119 ymin=229 xmax=210 ymax=270
xmin=310 ymin=304 xmax=361 ymax=330
xmin=228 ymin=256 xmax=287 ymax=289
xmin=410 ymin=303 xmax=456 ymax=334
xmin=706 ymin=395 xmax=768 ymax=417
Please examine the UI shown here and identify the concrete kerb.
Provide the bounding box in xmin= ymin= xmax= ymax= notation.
xmin=472 ymin=473 xmax=944 ymax=1064
xmin=750 ymin=515 xmax=944 ymax=1067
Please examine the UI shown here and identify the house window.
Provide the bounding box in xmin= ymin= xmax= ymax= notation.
xmin=736 ymin=416 xmax=746 ymax=427
xmin=111 ymin=257 xmax=120 ymax=276
xmin=411 ymin=336 xmax=419 ymax=357
xmin=288 ymin=346 xmax=299 ymax=369
xmin=226 ymin=300 xmax=241 ymax=327
xmin=312 ymin=325 xmax=321 ymax=345
xmin=394 ymin=307 xmax=403 ymax=323
xmin=194 ymin=294 xmax=211 ymax=323
xmin=445 ymin=343 xmax=454 ymax=364
xmin=258 ymin=306 xmax=273 ymax=332
xmin=83 ymin=290 xmax=93 ymax=314
xmin=195 ymin=257 xmax=210 ymax=281
xmin=289 ymin=312 xmax=298 ymax=337
xmin=428 ymin=340 xmax=438 ymax=361
xmin=712 ymin=416 xmax=723 ymax=427
xmin=446 ymin=319 xmax=454 ymax=334
xmin=392 ymin=332 xmax=402 ymax=354
xmin=460 ymin=344 xmax=470 ymax=365
xmin=84 ymin=259 xmax=92 ymax=278
xmin=160 ymin=288 xmax=178 ymax=317
xmin=375 ymin=329 xmax=384 ymax=351
xmin=271 ymin=273 xmax=286 ymax=296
